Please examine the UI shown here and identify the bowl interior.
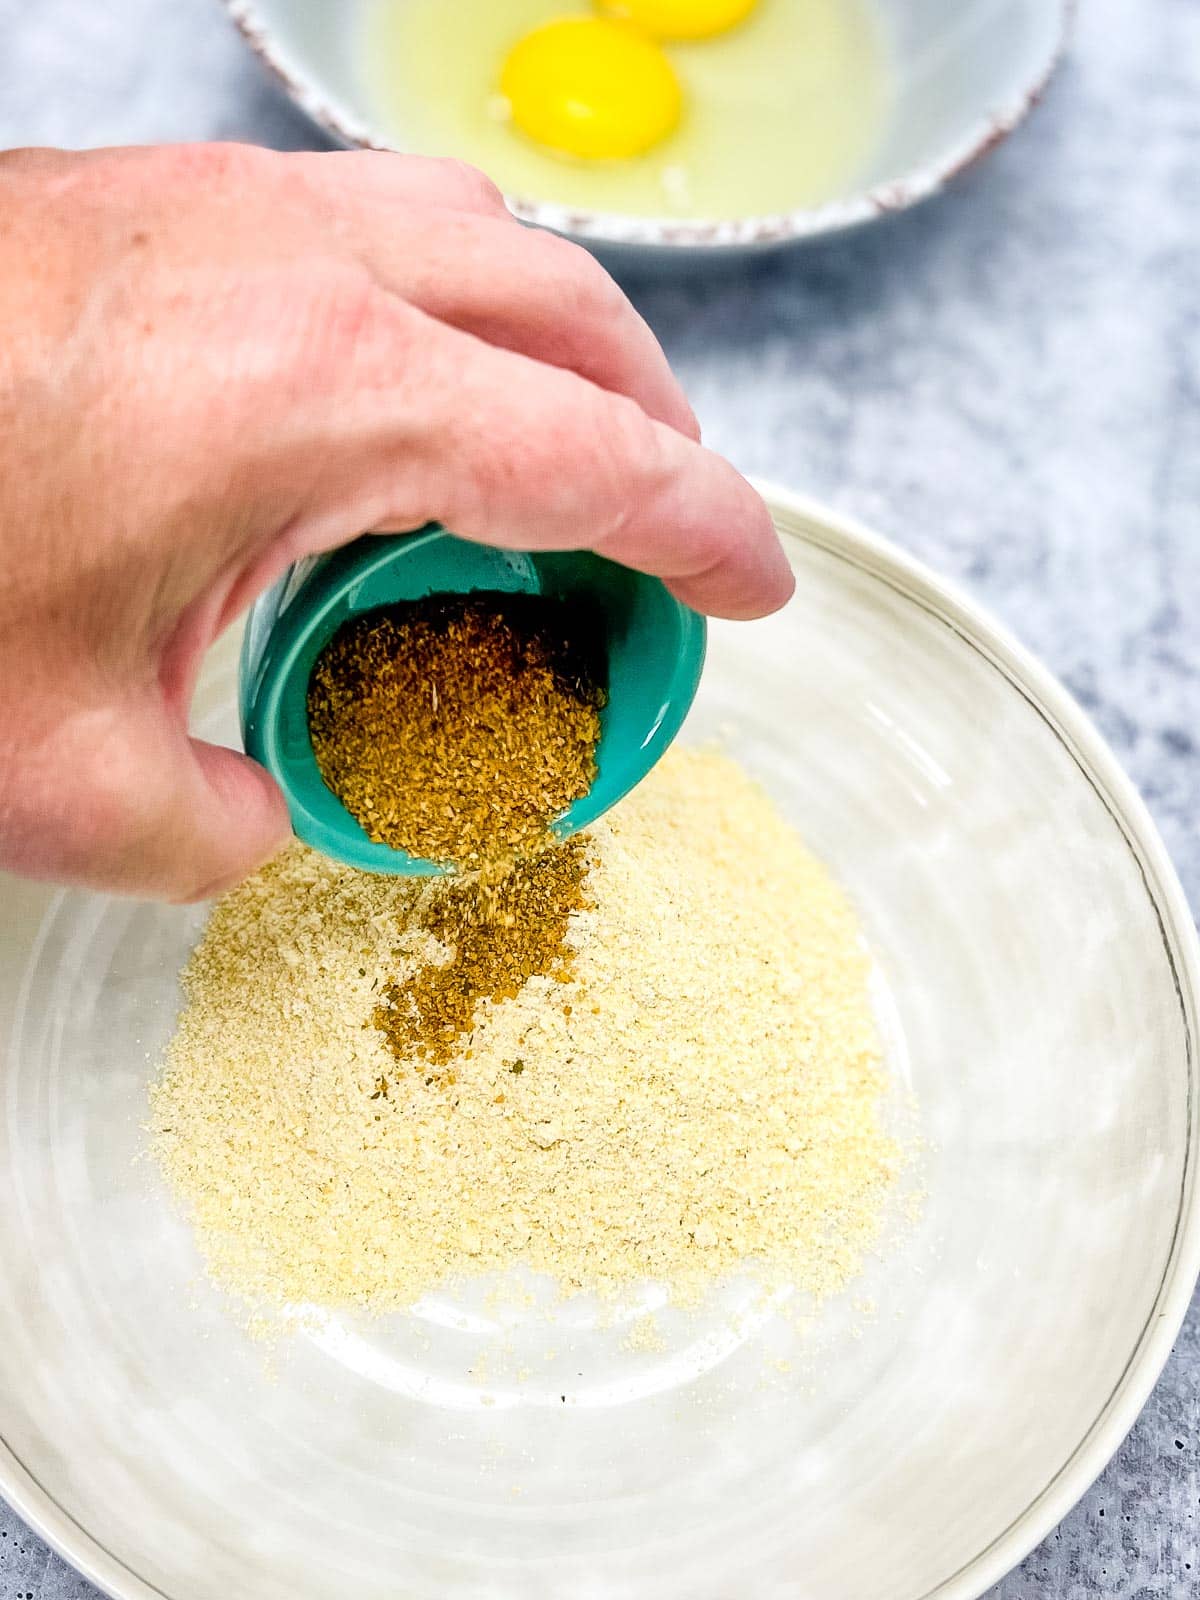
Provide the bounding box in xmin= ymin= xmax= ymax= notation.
xmin=232 ymin=0 xmax=1067 ymax=239
xmin=240 ymin=530 xmax=705 ymax=874
xmin=0 ymin=499 xmax=1195 ymax=1600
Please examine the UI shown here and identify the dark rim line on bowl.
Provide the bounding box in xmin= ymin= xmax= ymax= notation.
xmin=1 ymin=489 xmax=1197 ymax=1600
xmin=220 ymin=0 xmax=1076 ymax=249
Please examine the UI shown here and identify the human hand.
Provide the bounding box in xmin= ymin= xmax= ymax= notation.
xmin=0 ymin=143 xmax=791 ymax=901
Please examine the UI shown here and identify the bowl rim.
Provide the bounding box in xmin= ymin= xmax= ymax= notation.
xmin=220 ymin=0 xmax=1076 ymax=249
xmin=0 ymin=481 xmax=1196 ymax=1600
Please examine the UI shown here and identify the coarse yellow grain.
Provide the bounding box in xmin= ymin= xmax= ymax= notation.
xmin=150 ymin=747 xmax=905 ymax=1313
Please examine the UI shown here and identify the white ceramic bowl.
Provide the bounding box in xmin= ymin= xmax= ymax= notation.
xmin=225 ymin=0 xmax=1073 ymax=253
xmin=1 ymin=486 xmax=1197 ymax=1600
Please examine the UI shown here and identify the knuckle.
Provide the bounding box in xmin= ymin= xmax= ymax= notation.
xmin=534 ymin=230 xmax=625 ymax=316
xmin=318 ymin=277 xmax=423 ymax=388
xmin=604 ymin=391 xmax=669 ymax=480
xmin=301 ymin=264 xmax=380 ymax=363
xmin=590 ymin=394 xmax=672 ymax=535
xmin=264 ymin=265 xmax=405 ymax=394
xmin=161 ymin=141 xmax=271 ymax=189
xmin=433 ymin=157 xmax=508 ymax=215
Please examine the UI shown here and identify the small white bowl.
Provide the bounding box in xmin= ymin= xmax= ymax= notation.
xmin=224 ymin=0 xmax=1072 ymax=253
xmin=0 ymin=486 xmax=1196 ymax=1600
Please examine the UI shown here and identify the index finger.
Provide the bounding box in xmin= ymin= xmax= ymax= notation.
xmin=293 ymin=296 xmax=793 ymax=620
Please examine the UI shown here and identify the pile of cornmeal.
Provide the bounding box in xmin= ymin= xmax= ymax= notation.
xmin=150 ymin=747 xmax=904 ymax=1312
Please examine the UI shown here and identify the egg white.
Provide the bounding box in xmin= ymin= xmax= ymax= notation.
xmin=361 ymin=0 xmax=890 ymax=221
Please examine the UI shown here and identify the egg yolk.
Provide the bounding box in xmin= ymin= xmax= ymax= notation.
xmin=597 ymin=0 xmax=758 ymax=40
xmin=499 ymin=17 xmax=683 ymax=161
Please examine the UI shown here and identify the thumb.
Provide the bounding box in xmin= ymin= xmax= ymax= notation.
xmin=34 ymin=700 xmax=292 ymax=901
xmin=176 ymin=739 xmax=292 ymax=901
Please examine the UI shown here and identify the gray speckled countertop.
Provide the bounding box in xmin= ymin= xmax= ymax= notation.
xmin=1 ymin=0 xmax=1197 ymax=1594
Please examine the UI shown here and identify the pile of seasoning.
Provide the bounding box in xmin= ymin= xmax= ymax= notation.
xmin=373 ymin=835 xmax=591 ymax=1075
xmin=306 ymin=592 xmax=606 ymax=869
xmin=150 ymin=748 xmax=910 ymax=1315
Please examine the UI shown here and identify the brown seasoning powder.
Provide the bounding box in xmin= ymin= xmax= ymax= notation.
xmin=306 ymin=592 xmax=605 ymax=869
xmin=374 ymin=836 xmax=591 ymax=1071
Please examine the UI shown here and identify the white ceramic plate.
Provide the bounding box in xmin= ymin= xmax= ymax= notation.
xmin=225 ymin=0 xmax=1073 ymax=253
xmin=1 ymin=487 xmax=1197 ymax=1600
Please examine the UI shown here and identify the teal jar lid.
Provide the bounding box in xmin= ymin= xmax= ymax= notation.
xmin=239 ymin=527 xmax=706 ymax=875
